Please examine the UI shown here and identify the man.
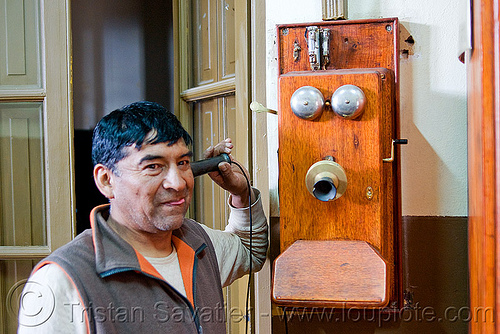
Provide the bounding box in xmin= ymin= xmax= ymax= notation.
xmin=18 ymin=101 xmax=268 ymax=333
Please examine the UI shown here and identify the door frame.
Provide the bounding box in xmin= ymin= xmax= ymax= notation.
xmin=467 ymin=0 xmax=500 ymax=332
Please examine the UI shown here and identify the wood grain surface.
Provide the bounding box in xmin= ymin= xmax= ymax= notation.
xmin=467 ymin=0 xmax=500 ymax=332
xmin=272 ymin=240 xmax=388 ymax=308
xmin=274 ymin=19 xmax=401 ymax=309
xmin=278 ymin=69 xmax=394 ymax=260
xmin=277 ymin=18 xmax=399 ymax=79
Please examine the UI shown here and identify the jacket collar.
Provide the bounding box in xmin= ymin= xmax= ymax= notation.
xmin=90 ymin=204 xmax=145 ymax=277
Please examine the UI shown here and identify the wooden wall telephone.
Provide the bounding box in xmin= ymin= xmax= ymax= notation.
xmin=272 ymin=18 xmax=405 ymax=309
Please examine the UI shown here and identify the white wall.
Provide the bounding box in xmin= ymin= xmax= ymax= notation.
xmin=265 ymin=0 xmax=468 ymax=217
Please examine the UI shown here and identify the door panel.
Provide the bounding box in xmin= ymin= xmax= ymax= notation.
xmin=193 ymin=96 xmax=237 ymax=230
xmin=193 ymin=98 xmax=227 ymax=230
xmin=0 ymin=103 xmax=45 ymax=247
xmin=220 ymin=0 xmax=235 ymax=79
xmin=0 ymin=260 xmax=36 ymax=334
xmin=0 ymin=0 xmax=42 ymax=89
xmin=193 ymin=0 xmax=218 ymax=86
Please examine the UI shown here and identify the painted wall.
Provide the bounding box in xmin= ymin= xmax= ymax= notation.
xmin=265 ymin=0 xmax=468 ymax=217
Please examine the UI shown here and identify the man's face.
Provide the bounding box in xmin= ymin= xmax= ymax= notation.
xmin=107 ymin=139 xmax=194 ymax=233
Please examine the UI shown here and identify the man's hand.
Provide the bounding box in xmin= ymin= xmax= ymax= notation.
xmin=203 ymin=138 xmax=254 ymax=208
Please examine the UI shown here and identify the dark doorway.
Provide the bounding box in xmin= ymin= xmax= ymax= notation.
xmin=71 ymin=0 xmax=174 ymax=233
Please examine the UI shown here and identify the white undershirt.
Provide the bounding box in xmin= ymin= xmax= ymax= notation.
xmin=144 ymin=245 xmax=187 ymax=297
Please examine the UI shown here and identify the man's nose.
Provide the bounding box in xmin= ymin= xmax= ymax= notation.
xmin=162 ymin=167 xmax=187 ymax=191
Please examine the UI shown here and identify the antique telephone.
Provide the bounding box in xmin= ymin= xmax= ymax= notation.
xmin=190 ymin=153 xmax=231 ymax=177
xmin=270 ymin=18 xmax=406 ymax=310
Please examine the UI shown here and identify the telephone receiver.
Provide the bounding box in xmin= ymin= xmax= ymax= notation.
xmin=190 ymin=153 xmax=231 ymax=177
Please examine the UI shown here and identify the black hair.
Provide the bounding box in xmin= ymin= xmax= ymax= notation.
xmin=91 ymin=101 xmax=192 ymax=172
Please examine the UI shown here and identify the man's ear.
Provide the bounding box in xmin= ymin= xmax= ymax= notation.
xmin=94 ymin=164 xmax=115 ymax=199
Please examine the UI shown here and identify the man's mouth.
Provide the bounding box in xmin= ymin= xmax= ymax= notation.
xmin=164 ymin=198 xmax=186 ymax=205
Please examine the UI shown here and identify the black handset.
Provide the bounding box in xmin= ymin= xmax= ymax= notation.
xmin=190 ymin=153 xmax=231 ymax=177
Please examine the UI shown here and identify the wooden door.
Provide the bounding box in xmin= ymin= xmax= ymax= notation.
xmin=468 ymin=0 xmax=500 ymax=332
xmin=175 ymin=0 xmax=251 ymax=332
xmin=0 ymin=0 xmax=74 ymax=332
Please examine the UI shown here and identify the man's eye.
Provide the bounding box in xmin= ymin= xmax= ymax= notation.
xmin=143 ymin=164 xmax=164 ymax=175
xmin=178 ymin=160 xmax=191 ymax=167
xmin=146 ymin=164 xmax=161 ymax=170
